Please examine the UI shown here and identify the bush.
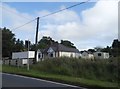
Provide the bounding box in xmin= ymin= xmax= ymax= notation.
xmin=31 ymin=57 xmax=119 ymax=82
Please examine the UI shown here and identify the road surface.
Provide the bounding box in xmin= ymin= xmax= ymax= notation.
xmin=2 ymin=73 xmax=86 ymax=88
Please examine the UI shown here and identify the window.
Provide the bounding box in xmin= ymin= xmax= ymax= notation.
xmin=50 ymin=53 xmax=53 ymax=57
xmin=98 ymin=53 xmax=101 ymax=56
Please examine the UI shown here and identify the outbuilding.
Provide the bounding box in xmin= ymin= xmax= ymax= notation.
xmin=81 ymin=51 xmax=94 ymax=59
xmin=12 ymin=51 xmax=42 ymax=65
xmin=93 ymin=52 xmax=109 ymax=59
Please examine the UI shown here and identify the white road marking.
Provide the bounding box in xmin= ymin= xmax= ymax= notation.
xmin=3 ymin=73 xmax=87 ymax=88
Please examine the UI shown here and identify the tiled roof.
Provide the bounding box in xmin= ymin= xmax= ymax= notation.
xmin=44 ymin=43 xmax=80 ymax=53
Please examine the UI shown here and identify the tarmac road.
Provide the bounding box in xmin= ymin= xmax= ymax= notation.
xmin=2 ymin=73 xmax=87 ymax=89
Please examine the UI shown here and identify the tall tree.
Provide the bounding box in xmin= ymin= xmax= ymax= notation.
xmin=94 ymin=46 xmax=103 ymax=52
xmin=111 ymin=39 xmax=120 ymax=57
xmin=14 ymin=39 xmax=24 ymax=52
xmin=112 ymin=39 xmax=120 ymax=48
xmin=2 ymin=27 xmax=16 ymax=58
xmin=88 ymin=49 xmax=96 ymax=53
xmin=37 ymin=36 xmax=57 ymax=49
xmin=30 ymin=44 xmax=36 ymax=51
xmin=60 ymin=40 xmax=76 ymax=48
xmin=101 ymin=46 xmax=112 ymax=56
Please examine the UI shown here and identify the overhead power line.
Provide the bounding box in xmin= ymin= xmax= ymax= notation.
xmin=2 ymin=0 xmax=90 ymax=31
xmin=11 ymin=18 xmax=37 ymax=31
xmin=0 ymin=4 xmax=31 ymax=20
xmin=39 ymin=0 xmax=90 ymax=18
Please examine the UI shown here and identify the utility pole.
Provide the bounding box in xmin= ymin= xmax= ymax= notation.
xmin=34 ymin=17 xmax=39 ymax=64
xmin=27 ymin=39 xmax=29 ymax=70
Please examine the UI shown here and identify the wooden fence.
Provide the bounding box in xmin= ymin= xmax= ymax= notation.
xmin=2 ymin=59 xmax=33 ymax=67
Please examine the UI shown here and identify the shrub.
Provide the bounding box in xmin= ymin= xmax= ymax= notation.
xmin=31 ymin=57 xmax=119 ymax=82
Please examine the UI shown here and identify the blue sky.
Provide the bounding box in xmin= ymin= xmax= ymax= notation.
xmin=3 ymin=2 xmax=96 ymax=24
xmin=4 ymin=2 xmax=95 ymax=16
xmin=2 ymin=1 xmax=118 ymax=50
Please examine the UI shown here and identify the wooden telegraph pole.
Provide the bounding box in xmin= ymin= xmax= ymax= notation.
xmin=34 ymin=17 xmax=39 ymax=64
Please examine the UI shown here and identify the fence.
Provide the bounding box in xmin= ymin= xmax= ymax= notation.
xmin=2 ymin=59 xmax=33 ymax=67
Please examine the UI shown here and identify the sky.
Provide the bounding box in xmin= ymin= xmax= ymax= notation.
xmin=1 ymin=0 xmax=118 ymax=51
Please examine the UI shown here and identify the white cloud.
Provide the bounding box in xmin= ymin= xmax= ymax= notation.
xmin=2 ymin=4 xmax=36 ymax=42
xmin=38 ymin=1 xmax=118 ymax=50
xmin=2 ymin=1 xmax=118 ymax=50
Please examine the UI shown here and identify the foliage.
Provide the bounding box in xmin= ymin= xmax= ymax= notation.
xmin=2 ymin=27 xmax=16 ymax=58
xmin=111 ymin=39 xmax=120 ymax=57
xmin=37 ymin=36 xmax=57 ymax=49
xmin=2 ymin=27 xmax=120 ymax=59
xmin=31 ymin=57 xmax=119 ymax=83
xmin=101 ymin=46 xmax=112 ymax=55
xmin=2 ymin=27 xmax=25 ymax=58
xmin=3 ymin=65 xmax=118 ymax=88
xmin=14 ymin=39 xmax=25 ymax=52
xmin=94 ymin=46 xmax=103 ymax=52
xmin=94 ymin=39 xmax=120 ymax=57
xmin=88 ymin=49 xmax=96 ymax=53
xmin=30 ymin=44 xmax=36 ymax=51
xmin=37 ymin=36 xmax=77 ymax=49
xmin=61 ymin=40 xmax=76 ymax=48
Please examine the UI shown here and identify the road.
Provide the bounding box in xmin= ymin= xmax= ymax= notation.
xmin=2 ymin=73 xmax=86 ymax=88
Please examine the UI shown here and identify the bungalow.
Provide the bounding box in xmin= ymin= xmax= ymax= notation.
xmin=81 ymin=51 xmax=94 ymax=59
xmin=43 ymin=43 xmax=81 ymax=59
xmin=11 ymin=43 xmax=81 ymax=65
xmin=93 ymin=52 xmax=109 ymax=59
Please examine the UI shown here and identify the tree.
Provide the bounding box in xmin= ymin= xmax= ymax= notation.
xmin=112 ymin=39 xmax=120 ymax=48
xmin=2 ymin=27 xmax=16 ymax=58
xmin=14 ymin=39 xmax=24 ymax=52
xmin=37 ymin=36 xmax=57 ymax=49
xmin=25 ymin=40 xmax=31 ymax=50
xmin=30 ymin=44 xmax=36 ymax=51
xmin=101 ymin=46 xmax=112 ymax=56
xmin=94 ymin=46 xmax=103 ymax=52
xmin=88 ymin=49 xmax=96 ymax=53
xmin=111 ymin=39 xmax=120 ymax=57
xmin=60 ymin=40 xmax=76 ymax=48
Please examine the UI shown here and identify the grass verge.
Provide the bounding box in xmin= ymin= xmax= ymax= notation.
xmin=2 ymin=65 xmax=119 ymax=89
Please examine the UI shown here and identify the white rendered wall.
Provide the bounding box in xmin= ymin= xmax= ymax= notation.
xmin=94 ymin=52 xmax=109 ymax=59
xmin=12 ymin=51 xmax=39 ymax=60
xmin=59 ymin=52 xmax=80 ymax=58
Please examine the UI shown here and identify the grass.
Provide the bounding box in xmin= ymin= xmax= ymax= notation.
xmin=2 ymin=65 xmax=119 ymax=89
xmin=31 ymin=57 xmax=119 ymax=82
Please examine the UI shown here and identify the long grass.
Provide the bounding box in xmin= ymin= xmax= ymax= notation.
xmin=2 ymin=57 xmax=120 ymax=88
xmin=2 ymin=65 xmax=118 ymax=88
xmin=31 ymin=57 xmax=119 ymax=82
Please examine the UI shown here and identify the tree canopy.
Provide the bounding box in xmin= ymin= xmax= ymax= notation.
xmin=88 ymin=49 xmax=96 ymax=53
xmin=60 ymin=40 xmax=76 ymax=48
xmin=37 ymin=36 xmax=57 ymax=49
xmin=2 ymin=27 xmax=16 ymax=58
xmin=14 ymin=39 xmax=24 ymax=52
xmin=2 ymin=27 xmax=120 ymax=58
xmin=111 ymin=39 xmax=120 ymax=57
xmin=2 ymin=27 xmax=25 ymax=58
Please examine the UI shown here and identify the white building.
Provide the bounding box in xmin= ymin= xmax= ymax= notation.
xmin=81 ymin=51 xmax=94 ymax=59
xmin=12 ymin=51 xmax=42 ymax=64
xmin=12 ymin=43 xmax=81 ymax=65
xmin=93 ymin=52 xmax=109 ymax=59
xmin=43 ymin=43 xmax=81 ymax=58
